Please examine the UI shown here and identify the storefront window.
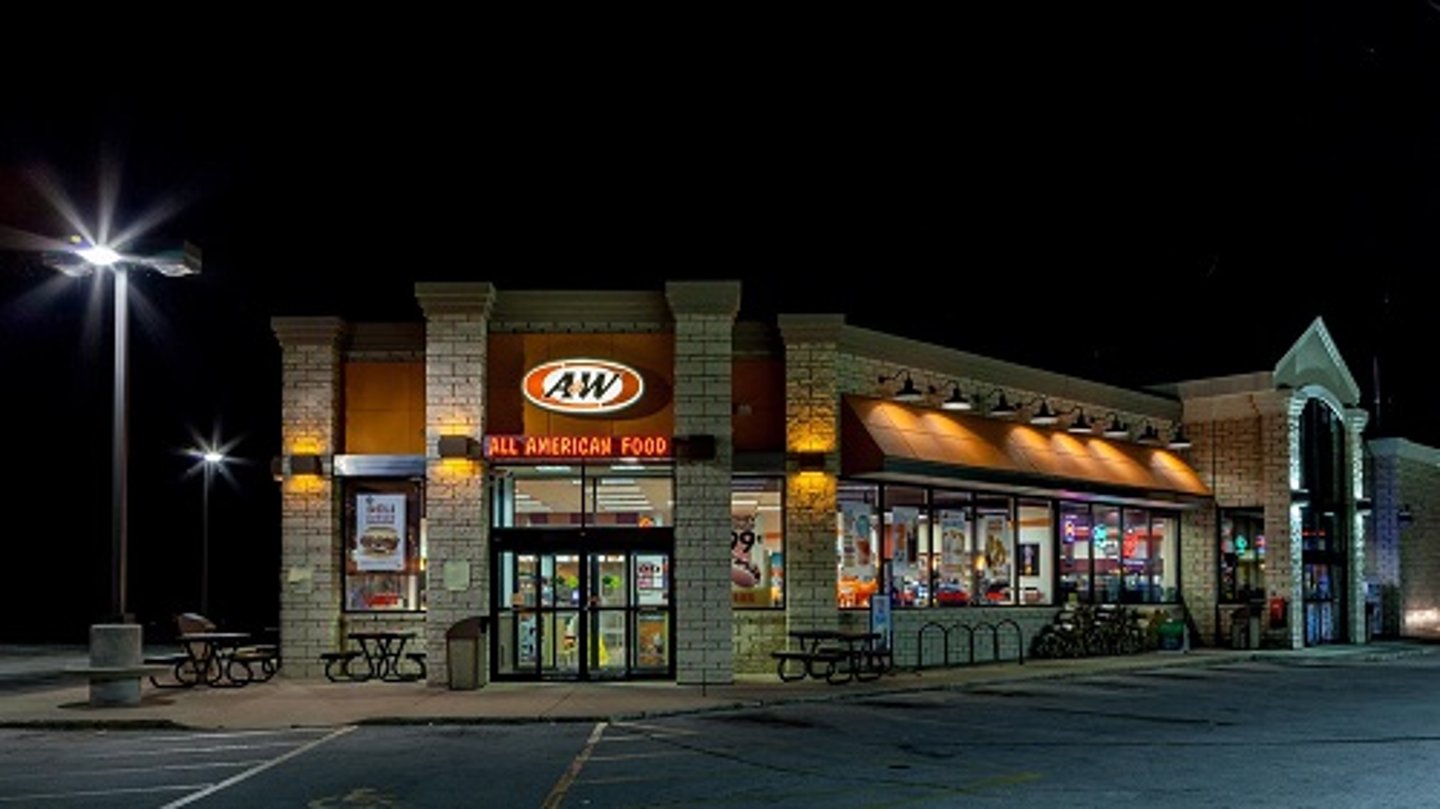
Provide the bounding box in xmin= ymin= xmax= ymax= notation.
xmin=1059 ymin=502 xmax=1093 ymax=603
xmin=884 ymin=486 xmax=928 ymax=608
xmin=343 ymin=479 xmax=425 ymax=612
xmin=1135 ymin=513 xmax=1178 ymax=603
xmin=588 ymin=465 xmax=673 ymax=528
xmin=1017 ymin=500 xmax=1052 ymax=605
xmin=731 ymin=477 xmax=784 ymax=608
xmin=1220 ymin=509 xmax=1265 ymax=603
xmin=1093 ymin=506 xmax=1122 ymax=603
xmin=933 ymin=490 xmax=973 ymax=606
xmin=491 ymin=463 xmax=673 ymax=528
xmin=975 ymin=495 xmax=1014 ymax=605
xmin=837 ymin=482 xmax=880 ymax=608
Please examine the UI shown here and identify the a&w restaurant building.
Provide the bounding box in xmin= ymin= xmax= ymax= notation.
xmin=271 ymin=281 xmax=1373 ymax=685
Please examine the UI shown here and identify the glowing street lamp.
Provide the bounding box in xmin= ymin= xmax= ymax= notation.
xmin=194 ymin=447 xmax=227 ymax=616
xmin=46 ymin=238 xmax=201 ymax=622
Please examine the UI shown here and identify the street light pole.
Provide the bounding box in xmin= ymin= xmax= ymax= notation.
xmin=46 ymin=239 xmax=200 ymax=626
xmin=112 ymin=266 xmax=130 ymax=622
xmin=200 ymin=449 xmax=223 ymax=617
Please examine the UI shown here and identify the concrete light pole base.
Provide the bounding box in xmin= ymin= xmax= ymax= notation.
xmin=88 ymin=624 xmax=143 ymax=707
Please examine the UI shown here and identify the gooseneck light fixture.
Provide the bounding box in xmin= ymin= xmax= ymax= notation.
xmin=1029 ymin=399 xmax=1059 ymax=426
xmin=1136 ymin=421 xmax=1164 ymax=446
xmin=46 ymin=238 xmax=201 ymax=623
xmin=938 ymin=382 xmax=973 ymax=411
xmin=1066 ymin=408 xmax=1095 ymax=435
xmin=985 ymin=389 xmax=1019 ymax=418
xmin=1101 ymin=412 xmax=1131 ymax=439
xmin=1167 ymin=424 xmax=1193 ymax=450
xmin=878 ymin=370 xmax=924 ymax=403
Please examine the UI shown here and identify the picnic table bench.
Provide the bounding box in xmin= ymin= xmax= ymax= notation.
xmin=773 ymin=630 xmax=893 ymax=685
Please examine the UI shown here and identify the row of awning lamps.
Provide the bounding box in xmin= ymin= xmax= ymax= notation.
xmin=880 ymin=371 xmax=1192 ymax=450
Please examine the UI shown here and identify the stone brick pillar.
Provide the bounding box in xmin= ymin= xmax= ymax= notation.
xmin=666 ymin=281 xmax=740 ymax=685
xmin=1346 ymin=407 xmax=1371 ymax=643
xmin=415 ymin=283 xmax=495 ymax=687
xmin=777 ymin=314 xmax=844 ymax=636
xmin=1368 ymin=446 xmax=1401 ymax=636
xmin=1271 ymin=393 xmax=1306 ymax=649
xmin=272 ymin=317 xmax=346 ymax=679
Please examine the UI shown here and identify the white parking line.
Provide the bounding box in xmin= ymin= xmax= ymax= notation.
xmin=86 ymin=740 xmax=306 ymax=759
xmin=0 ymin=760 xmax=255 ymax=782
xmin=160 ymin=725 xmax=356 ymax=809
xmin=141 ymin=728 xmax=333 ymax=743
xmin=0 ymin=783 xmax=207 ymax=803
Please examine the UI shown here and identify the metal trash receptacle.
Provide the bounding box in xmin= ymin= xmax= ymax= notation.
xmin=446 ymin=617 xmax=486 ymax=690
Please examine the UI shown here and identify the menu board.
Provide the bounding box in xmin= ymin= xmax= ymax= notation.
xmin=355 ymin=493 xmax=406 ymax=572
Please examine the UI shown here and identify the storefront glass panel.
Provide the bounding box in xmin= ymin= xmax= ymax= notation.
xmin=1017 ymin=500 xmax=1052 ymax=605
xmin=837 ymin=483 xmax=880 ymax=608
xmin=932 ymin=490 xmax=973 ymax=606
xmin=1093 ymin=506 xmax=1122 ymax=603
xmin=975 ymin=495 xmax=1014 ymax=605
xmin=1059 ymin=502 xmax=1093 ymax=603
xmin=731 ymin=478 xmax=784 ymax=608
xmin=885 ymin=486 xmax=928 ymax=607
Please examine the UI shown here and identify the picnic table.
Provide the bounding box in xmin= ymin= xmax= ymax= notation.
xmin=323 ymin=630 xmax=426 ymax=682
xmin=149 ymin=631 xmax=255 ymax=688
xmin=773 ymin=630 xmax=893 ymax=685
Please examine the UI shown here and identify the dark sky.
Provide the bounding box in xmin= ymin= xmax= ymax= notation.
xmin=3 ymin=5 xmax=1439 ymax=640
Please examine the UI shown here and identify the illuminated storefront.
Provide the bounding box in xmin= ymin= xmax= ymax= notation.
xmin=272 ymin=288 xmax=1370 ymax=685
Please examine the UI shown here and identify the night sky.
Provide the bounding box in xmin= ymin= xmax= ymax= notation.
xmin=3 ymin=6 xmax=1438 ymax=641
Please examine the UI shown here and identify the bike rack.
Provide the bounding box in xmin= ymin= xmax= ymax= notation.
xmin=913 ymin=619 xmax=1023 ymax=670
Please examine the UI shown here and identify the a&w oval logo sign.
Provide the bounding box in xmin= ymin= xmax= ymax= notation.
xmin=523 ymin=358 xmax=646 ymax=415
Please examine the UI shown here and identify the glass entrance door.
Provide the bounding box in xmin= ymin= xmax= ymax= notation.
xmin=494 ymin=541 xmax=672 ymax=680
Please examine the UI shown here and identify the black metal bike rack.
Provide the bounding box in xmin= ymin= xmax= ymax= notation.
xmin=914 ymin=619 xmax=1024 ymax=671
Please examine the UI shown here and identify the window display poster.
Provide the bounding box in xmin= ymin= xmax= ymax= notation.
xmin=1019 ymin=543 xmax=1039 ymax=577
xmin=356 ymin=493 xmax=406 ymax=572
xmin=891 ymin=507 xmax=919 ymax=567
xmin=842 ymin=501 xmax=873 ymax=571
xmin=636 ymin=613 xmax=668 ymax=668
xmin=940 ymin=512 xmax=967 ymax=565
xmin=731 ymin=512 xmax=770 ymax=604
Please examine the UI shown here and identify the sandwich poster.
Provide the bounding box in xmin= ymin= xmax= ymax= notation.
xmin=356 ymin=494 xmax=406 ymax=571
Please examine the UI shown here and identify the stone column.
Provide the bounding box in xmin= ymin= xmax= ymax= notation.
xmin=666 ymin=281 xmax=741 ymax=686
xmin=272 ymin=316 xmax=347 ymax=679
xmin=1346 ymin=407 xmax=1371 ymax=643
xmin=1268 ymin=392 xmax=1306 ymax=649
xmin=777 ymin=314 xmax=844 ymax=636
xmin=415 ymin=283 xmax=495 ymax=687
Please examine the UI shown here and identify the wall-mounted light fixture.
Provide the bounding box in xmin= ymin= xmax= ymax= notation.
xmin=438 ymin=435 xmax=482 ymax=460
xmin=878 ymin=370 xmax=923 ymax=403
xmin=290 ymin=453 xmax=325 ymax=475
xmin=789 ymin=451 xmax=828 ymax=472
xmin=1065 ymin=408 xmax=1095 ymax=435
xmin=673 ymin=434 xmax=717 ymax=461
xmin=1101 ymin=412 xmax=1131 ymax=439
xmin=1167 ymin=424 xmax=1193 ymax=450
xmin=937 ymin=382 xmax=972 ymax=411
xmin=1029 ymin=399 xmax=1059 ymax=426
xmin=1135 ymin=421 xmax=1163 ymax=446
xmin=270 ymin=456 xmax=284 ymax=482
xmin=984 ymin=389 xmax=1018 ymax=418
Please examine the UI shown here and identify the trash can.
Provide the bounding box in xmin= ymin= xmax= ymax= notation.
xmin=446 ymin=617 xmax=486 ymax=690
xmin=1246 ymin=598 xmax=1264 ymax=650
xmin=1229 ymin=606 xmax=1250 ymax=650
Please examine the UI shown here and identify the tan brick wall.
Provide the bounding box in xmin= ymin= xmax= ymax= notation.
xmin=1369 ymin=451 xmax=1402 ymax=635
xmin=416 ymin=286 xmax=494 ymax=687
xmin=733 ymin=611 xmax=787 ymax=674
xmin=273 ymin=318 xmax=346 ymax=679
xmin=668 ymin=282 xmax=740 ymax=685
xmin=1397 ymin=458 xmax=1440 ymax=638
xmin=779 ymin=316 xmax=844 ymax=636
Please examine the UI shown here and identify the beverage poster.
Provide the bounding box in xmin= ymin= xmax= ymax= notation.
xmin=356 ymin=494 xmax=406 ymax=572
xmin=841 ymin=501 xmax=874 ymax=573
xmin=636 ymin=613 xmax=668 ymax=668
xmin=892 ymin=506 xmax=918 ymax=566
xmin=940 ymin=511 xmax=967 ymax=565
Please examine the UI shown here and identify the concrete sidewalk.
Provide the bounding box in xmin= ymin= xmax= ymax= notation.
xmin=1 ymin=641 xmax=1435 ymax=731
